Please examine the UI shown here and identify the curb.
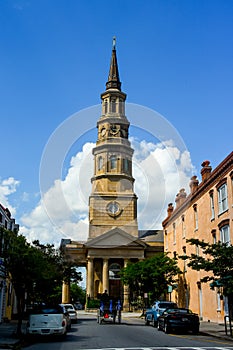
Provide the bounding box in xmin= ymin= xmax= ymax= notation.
xmin=0 ymin=341 xmax=21 ymax=350
xmin=199 ymin=330 xmax=233 ymax=341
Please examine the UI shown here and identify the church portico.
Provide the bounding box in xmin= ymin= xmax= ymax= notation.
xmin=86 ymin=255 xmax=142 ymax=305
xmin=85 ymin=227 xmax=147 ymax=303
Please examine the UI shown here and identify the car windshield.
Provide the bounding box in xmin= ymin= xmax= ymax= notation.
xmin=28 ymin=304 xmax=64 ymax=314
xmin=175 ymin=308 xmax=192 ymax=314
xmin=158 ymin=302 xmax=177 ymax=308
xmin=165 ymin=308 xmax=191 ymax=314
xmin=32 ymin=306 xmax=63 ymax=314
xmin=64 ymin=304 xmax=75 ymax=311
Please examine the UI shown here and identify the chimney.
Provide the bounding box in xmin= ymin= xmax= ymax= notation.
xmin=175 ymin=193 xmax=180 ymax=208
xmin=175 ymin=188 xmax=187 ymax=208
xmin=189 ymin=175 xmax=199 ymax=194
xmin=167 ymin=203 xmax=174 ymax=217
xmin=201 ymin=160 xmax=212 ymax=182
xmin=179 ymin=188 xmax=187 ymax=205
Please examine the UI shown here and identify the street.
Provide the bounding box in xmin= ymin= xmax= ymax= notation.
xmin=23 ymin=312 xmax=233 ymax=350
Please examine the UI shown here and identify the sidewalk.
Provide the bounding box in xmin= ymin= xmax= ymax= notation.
xmin=199 ymin=320 xmax=232 ymax=340
xmin=120 ymin=312 xmax=233 ymax=341
xmin=0 ymin=313 xmax=232 ymax=349
xmin=0 ymin=319 xmax=23 ymax=349
xmin=122 ymin=311 xmax=233 ymax=341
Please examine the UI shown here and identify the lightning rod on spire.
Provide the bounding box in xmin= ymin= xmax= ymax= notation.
xmin=112 ymin=36 xmax=116 ymax=50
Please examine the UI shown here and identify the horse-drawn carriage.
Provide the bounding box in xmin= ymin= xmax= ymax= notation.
xmin=97 ymin=296 xmax=121 ymax=324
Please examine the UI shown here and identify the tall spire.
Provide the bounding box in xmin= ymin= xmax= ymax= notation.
xmin=106 ymin=36 xmax=121 ymax=91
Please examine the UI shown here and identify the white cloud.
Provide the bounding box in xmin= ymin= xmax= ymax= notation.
xmin=22 ymin=192 xmax=30 ymax=202
xmin=132 ymin=138 xmax=194 ymax=229
xmin=0 ymin=177 xmax=20 ymax=216
xmin=18 ymin=138 xmax=194 ymax=247
xmin=20 ymin=143 xmax=94 ymax=246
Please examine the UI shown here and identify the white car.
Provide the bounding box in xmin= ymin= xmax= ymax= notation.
xmin=60 ymin=303 xmax=78 ymax=323
xmin=26 ymin=305 xmax=69 ymax=337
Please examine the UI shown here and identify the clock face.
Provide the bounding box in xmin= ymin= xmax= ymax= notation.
xmin=101 ymin=127 xmax=106 ymax=136
xmin=106 ymin=201 xmax=121 ymax=217
xmin=110 ymin=125 xmax=119 ymax=135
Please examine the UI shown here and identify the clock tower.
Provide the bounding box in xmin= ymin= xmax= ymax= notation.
xmin=89 ymin=38 xmax=138 ymax=239
xmin=61 ymin=39 xmax=163 ymax=306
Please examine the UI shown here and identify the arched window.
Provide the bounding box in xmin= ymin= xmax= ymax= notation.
xmin=109 ymin=263 xmax=121 ymax=280
xmin=217 ymin=183 xmax=228 ymax=214
xmin=111 ymin=99 xmax=116 ymax=113
xmin=104 ymin=100 xmax=108 ymax=114
xmin=219 ymin=222 xmax=230 ymax=245
xmin=119 ymin=99 xmax=124 ymax=114
xmin=98 ymin=156 xmax=103 ymax=171
xmin=123 ymin=158 xmax=129 ymax=173
xmin=110 ymin=155 xmax=117 ymax=169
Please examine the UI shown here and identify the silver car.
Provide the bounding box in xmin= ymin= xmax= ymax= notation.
xmin=60 ymin=303 xmax=78 ymax=323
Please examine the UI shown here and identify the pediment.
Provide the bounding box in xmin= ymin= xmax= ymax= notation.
xmin=85 ymin=228 xmax=146 ymax=248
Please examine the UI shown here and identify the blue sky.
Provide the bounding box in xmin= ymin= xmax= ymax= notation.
xmin=0 ymin=0 xmax=232 ymax=246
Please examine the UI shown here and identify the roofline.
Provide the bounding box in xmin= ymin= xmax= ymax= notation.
xmin=162 ymin=151 xmax=233 ymax=227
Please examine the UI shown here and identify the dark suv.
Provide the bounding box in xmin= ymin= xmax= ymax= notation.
xmin=145 ymin=301 xmax=178 ymax=327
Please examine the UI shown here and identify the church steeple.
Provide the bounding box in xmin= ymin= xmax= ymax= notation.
xmin=106 ymin=37 xmax=121 ymax=91
xmin=88 ymin=38 xmax=138 ymax=240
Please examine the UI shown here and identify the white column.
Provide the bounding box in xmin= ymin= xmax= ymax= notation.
xmin=123 ymin=259 xmax=130 ymax=311
xmin=102 ymin=258 xmax=109 ymax=294
xmin=87 ymin=258 xmax=94 ymax=298
xmin=62 ymin=281 xmax=70 ymax=303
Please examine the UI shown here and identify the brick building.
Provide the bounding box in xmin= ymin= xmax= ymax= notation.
xmin=0 ymin=204 xmax=19 ymax=322
xmin=162 ymin=152 xmax=233 ymax=322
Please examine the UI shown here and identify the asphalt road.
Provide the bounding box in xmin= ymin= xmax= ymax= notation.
xmin=24 ymin=313 xmax=233 ymax=350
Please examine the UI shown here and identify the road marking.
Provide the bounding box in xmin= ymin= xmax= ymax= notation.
xmin=83 ymin=347 xmax=233 ymax=350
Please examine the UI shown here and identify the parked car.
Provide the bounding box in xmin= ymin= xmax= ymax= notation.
xmin=74 ymin=302 xmax=83 ymax=310
xmin=145 ymin=301 xmax=178 ymax=327
xmin=26 ymin=304 xmax=71 ymax=338
xmin=157 ymin=307 xmax=200 ymax=334
xmin=60 ymin=303 xmax=78 ymax=323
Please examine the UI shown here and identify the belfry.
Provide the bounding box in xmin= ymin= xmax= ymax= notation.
xmin=61 ymin=39 xmax=163 ymax=310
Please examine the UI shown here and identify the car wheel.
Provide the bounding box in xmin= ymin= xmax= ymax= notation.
xmin=153 ymin=318 xmax=158 ymax=327
xmin=192 ymin=326 xmax=199 ymax=334
xmin=145 ymin=317 xmax=150 ymax=326
xmin=164 ymin=322 xmax=171 ymax=334
xmin=157 ymin=322 xmax=162 ymax=331
xmin=60 ymin=331 xmax=67 ymax=341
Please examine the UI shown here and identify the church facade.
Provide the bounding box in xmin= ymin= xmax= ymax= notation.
xmin=60 ymin=40 xmax=163 ymax=309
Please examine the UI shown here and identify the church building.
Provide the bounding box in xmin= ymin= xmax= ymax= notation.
xmin=60 ymin=39 xmax=163 ymax=310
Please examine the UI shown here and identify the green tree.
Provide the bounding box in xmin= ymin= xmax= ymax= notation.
xmin=1 ymin=230 xmax=82 ymax=335
xmin=70 ymin=283 xmax=86 ymax=305
xmin=121 ymin=253 xmax=181 ymax=303
xmin=2 ymin=230 xmax=47 ymax=335
xmin=32 ymin=240 xmax=82 ymax=304
xmin=184 ymin=239 xmax=233 ymax=317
